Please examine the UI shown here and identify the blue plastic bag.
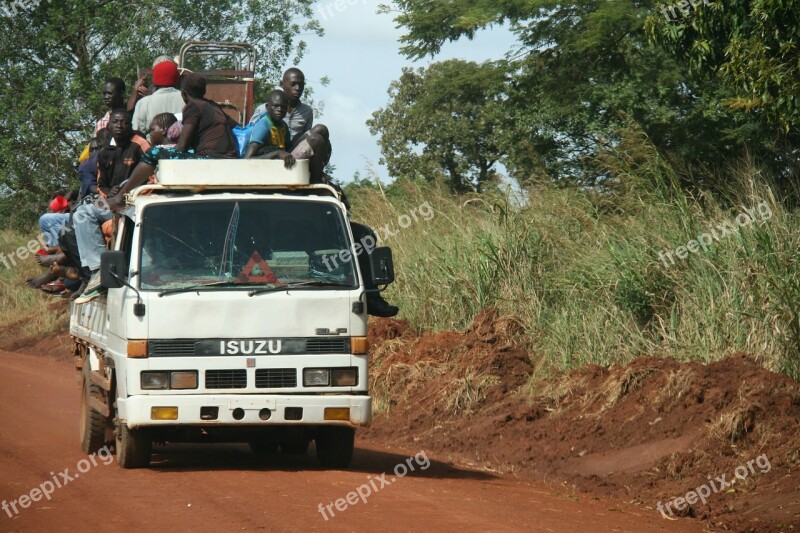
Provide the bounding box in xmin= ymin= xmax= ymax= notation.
xmin=232 ymin=123 xmax=255 ymax=157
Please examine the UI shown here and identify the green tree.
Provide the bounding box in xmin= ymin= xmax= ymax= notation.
xmin=0 ymin=0 xmax=321 ymax=229
xmin=647 ymin=0 xmax=800 ymax=134
xmin=381 ymin=0 xmax=774 ymax=187
xmin=368 ymin=60 xmax=508 ymax=192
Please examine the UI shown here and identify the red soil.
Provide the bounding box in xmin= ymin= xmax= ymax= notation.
xmin=364 ymin=309 xmax=800 ymax=531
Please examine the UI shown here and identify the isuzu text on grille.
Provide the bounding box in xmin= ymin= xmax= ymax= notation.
xmin=220 ymin=340 xmax=282 ymax=355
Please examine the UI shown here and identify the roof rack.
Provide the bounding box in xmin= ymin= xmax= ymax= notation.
xmin=128 ymin=182 xmax=341 ymax=202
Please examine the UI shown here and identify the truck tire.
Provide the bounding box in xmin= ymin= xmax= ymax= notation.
xmin=249 ymin=442 xmax=278 ymax=455
xmin=115 ymin=404 xmax=152 ymax=468
xmin=315 ymin=427 xmax=354 ymax=468
xmin=79 ymin=366 xmax=107 ymax=454
xmin=281 ymin=440 xmax=309 ymax=455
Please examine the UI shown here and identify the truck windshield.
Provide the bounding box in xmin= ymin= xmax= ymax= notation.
xmin=138 ymin=199 xmax=357 ymax=291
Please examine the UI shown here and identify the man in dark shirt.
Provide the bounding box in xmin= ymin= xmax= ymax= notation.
xmin=74 ymin=109 xmax=150 ymax=302
xmin=179 ymin=73 xmax=238 ymax=158
xmin=97 ymin=111 xmax=150 ymax=194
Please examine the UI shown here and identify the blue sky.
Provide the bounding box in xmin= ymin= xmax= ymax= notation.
xmin=293 ymin=1 xmax=517 ymax=182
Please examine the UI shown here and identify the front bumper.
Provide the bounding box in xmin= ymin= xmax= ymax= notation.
xmin=119 ymin=393 xmax=371 ymax=429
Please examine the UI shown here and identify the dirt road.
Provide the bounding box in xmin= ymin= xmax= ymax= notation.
xmin=0 ymin=350 xmax=698 ymax=532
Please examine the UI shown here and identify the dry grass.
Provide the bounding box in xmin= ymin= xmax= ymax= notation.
xmin=655 ymin=368 xmax=696 ymax=408
xmin=709 ymin=405 xmax=761 ymax=443
xmin=442 ymin=371 xmax=500 ymax=414
xmin=708 ymin=381 xmax=765 ymax=443
xmin=534 ymin=374 xmax=588 ymax=414
xmin=600 ymin=367 xmax=657 ymax=410
xmin=371 ymin=361 xmax=448 ymax=414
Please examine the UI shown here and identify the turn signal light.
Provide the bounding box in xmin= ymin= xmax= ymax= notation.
xmin=324 ymin=408 xmax=350 ymax=421
xmin=351 ymin=337 xmax=369 ymax=354
xmin=127 ymin=340 xmax=148 ymax=358
xmin=151 ymin=406 xmax=178 ymax=420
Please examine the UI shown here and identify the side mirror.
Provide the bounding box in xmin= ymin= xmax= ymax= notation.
xmin=369 ymin=246 xmax=395 ymax=286
xmin=100 ymin=251 xmax=126 ymax=289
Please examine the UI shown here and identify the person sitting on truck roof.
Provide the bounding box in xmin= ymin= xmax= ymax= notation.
xmin=96 ymin=78 xmax=126 ymax=135
xmin=25 ymin=190 xmax=79 ymax=293
xmin=73 ymin=109 xmax=151 ymax=303
xmin=131 ymin=60 xmax=185 ymax=136
xmin=148 ymin=112 xmax=180 ymax=147
xmin=244 ymin=89 xmax=291 ymax=158
xmin=105 ymin=74 xmax=237 ymax=213
xmin=244 ymin=90 xmax=329 ymax=182
xmin=126 ymin=55 xmax=174 ymax=112
xmin=77 ymin=78 xmax=127 ymax=163
xmin=35 ymin=124 xmax=109 ymax=268
xmin=250 ymin=68 xmax=314 ymax=141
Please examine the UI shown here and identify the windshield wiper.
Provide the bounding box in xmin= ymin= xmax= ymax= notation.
xmin=158 ymin=280 xmax=264 ymax=297
xmin=248 ymin=281 xmax=353 ymax=297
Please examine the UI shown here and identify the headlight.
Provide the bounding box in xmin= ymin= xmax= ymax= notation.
xmin=170 ymin=371 xmax=198 ymax=389
xmin=141 ymin=371 xmax=169 ymax=390
xmin=303 ymin=369 xmax=330 ymax=386
xmin=332 ymin=368 xmax=358 ymax=386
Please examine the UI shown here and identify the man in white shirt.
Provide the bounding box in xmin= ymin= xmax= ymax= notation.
xmin=131 ymin=60 xmax=185 ymax=135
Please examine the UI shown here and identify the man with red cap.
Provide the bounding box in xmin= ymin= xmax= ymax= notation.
xmin=131 ymin=59 xmax=184 ymax=135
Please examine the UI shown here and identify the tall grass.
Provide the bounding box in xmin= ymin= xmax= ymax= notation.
xmin=347 ymin=137 xmax=800 ymax=380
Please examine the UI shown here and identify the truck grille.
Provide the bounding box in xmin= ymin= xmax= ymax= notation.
xmin=148 ymin=338 xmax=350 ymax=356
xmin=255 ymin=368 xmax=297 ymax=388
xmin=306 ymin=338 xmax=348 ymax=354
xmin=150 ymin=340 xmax=196 ymax=356
xmin=205 ymin=370 xmax=247 ymax=389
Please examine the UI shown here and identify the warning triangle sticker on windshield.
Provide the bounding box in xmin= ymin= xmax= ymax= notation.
xmin=238 ymin=251 xmax=278 ymax=283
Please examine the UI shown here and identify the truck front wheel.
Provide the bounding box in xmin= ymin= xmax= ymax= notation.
xmin=315 ymin=427 xmax=354 ymax=468
xmin=79 ymin=367 xmax=107 ymax=454
xmin=114 ymin=404 xmax=152 ymax=468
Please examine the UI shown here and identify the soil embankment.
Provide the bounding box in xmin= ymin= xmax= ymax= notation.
xmin=364 ymin=309 xmax=800 ymax=531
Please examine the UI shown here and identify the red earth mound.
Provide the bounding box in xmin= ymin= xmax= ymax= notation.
xmin=364 ymin=309 xmax=800 ymax=531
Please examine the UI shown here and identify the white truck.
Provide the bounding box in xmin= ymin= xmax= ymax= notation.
xmin=70 ymin=159 xmax=395 ymax=468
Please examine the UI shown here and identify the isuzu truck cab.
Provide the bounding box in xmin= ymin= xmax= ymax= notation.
xmin=71 ymin=159 xmax=394 ymax=468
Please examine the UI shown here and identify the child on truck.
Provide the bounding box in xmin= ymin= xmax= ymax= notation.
xmin=244 ymin=89 xmax=330 ymax=184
